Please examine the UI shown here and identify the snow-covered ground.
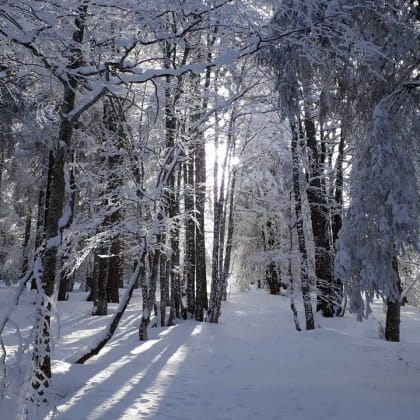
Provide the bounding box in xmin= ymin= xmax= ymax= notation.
xmin=1 ymin=288 xmax=420 ymax=419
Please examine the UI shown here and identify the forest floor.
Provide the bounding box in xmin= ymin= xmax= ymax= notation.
xmin=1 ymin=287 xmax=420 ymax=419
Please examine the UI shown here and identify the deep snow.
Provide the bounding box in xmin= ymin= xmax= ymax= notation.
xmin=1 ymin=288 xmax=420 ymax=419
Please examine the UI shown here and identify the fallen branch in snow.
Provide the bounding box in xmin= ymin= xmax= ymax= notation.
xmin=75 ymin=247 xmax=145 ymax=364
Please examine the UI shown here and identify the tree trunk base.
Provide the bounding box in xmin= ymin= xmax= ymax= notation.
xmin=385 ymin=298 xmax=400 ymax=342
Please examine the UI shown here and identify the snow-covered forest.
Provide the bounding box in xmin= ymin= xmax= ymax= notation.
xmin=0 ymin=1 xmax=419 ymax=419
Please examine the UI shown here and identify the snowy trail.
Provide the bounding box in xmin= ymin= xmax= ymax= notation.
xmin=52 ymin=290 xmax=420 ymax=420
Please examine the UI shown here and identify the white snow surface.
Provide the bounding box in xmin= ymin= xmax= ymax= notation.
xmin=1 ymin=288 xmax=420 ymax=419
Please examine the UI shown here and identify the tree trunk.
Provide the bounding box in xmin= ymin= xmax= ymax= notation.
xmin=160 ymin=249 xmax=170 ymax=326
xmin=32 ymin=8 xmax=86 ymax=398
xmin=58 ymin=161 xmax=76 ymax=301
xmin=266 ymin=262 xmax=281 ymax=295
xmin=194 ymin=139 xmax=208 ymax=322
xmin=332 ymin=130 xmax=345 ymax=314
xmin=208 ymin=107 xmax=223 ymax=323
xmin=107 ymin=234 xmax=123 ymax=302
xmin=217 ymin=113 xmax=235 ymax=302
xmin=31 ymin=152 xmax=53 ymax=290
xmin=221 ymin=172 xmax=236 ymax=300
xmin=263 ymin=221 xmax=281 ymax=295
xmin=290 ymin=120 xmax=315 ymax=331
xmin=169 ymin=167 xmax=183 ymax=320
xmin=288 ymin=199 xmax=301 ymax=332
xmin=139 ymin=251 xmax=158 ymax=341
xmin=102 ymin=96 xmax=126 ymax=303
xmin=193 ymin=40 xmax=215 ymax=321
xmin=385 ymin=255 xmax=402 ymax=342
xmin=303 ymin=114 xmax=334 ymax=317
xmin=31 ymin=88 xmax=75 ymax=398
xmin=21 ymin=210 xmax=32 ymax=276
xmin=184 ymin=159 xmax=196 ymax=317
xmin=93 ymin=245 xmax=109 ymax=316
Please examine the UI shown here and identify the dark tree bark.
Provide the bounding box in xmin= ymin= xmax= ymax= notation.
xmin=385 ymin=255 xmax=402 ymax=342
xmin=93 ymin=245 xmax=110 ymax=316
xmin=263 ymin=221 xmax=282 ymax=295
xmin=266 ymin=262 xmax=281 ymax=295
xmin=87 ymin=253 xmax=99 ymax=302
xmin=107 ymin=234 xmax=123 ymax=301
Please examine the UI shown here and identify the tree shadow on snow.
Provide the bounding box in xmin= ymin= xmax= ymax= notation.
xmin=55 ymin=322 xmax=197 ymax=419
